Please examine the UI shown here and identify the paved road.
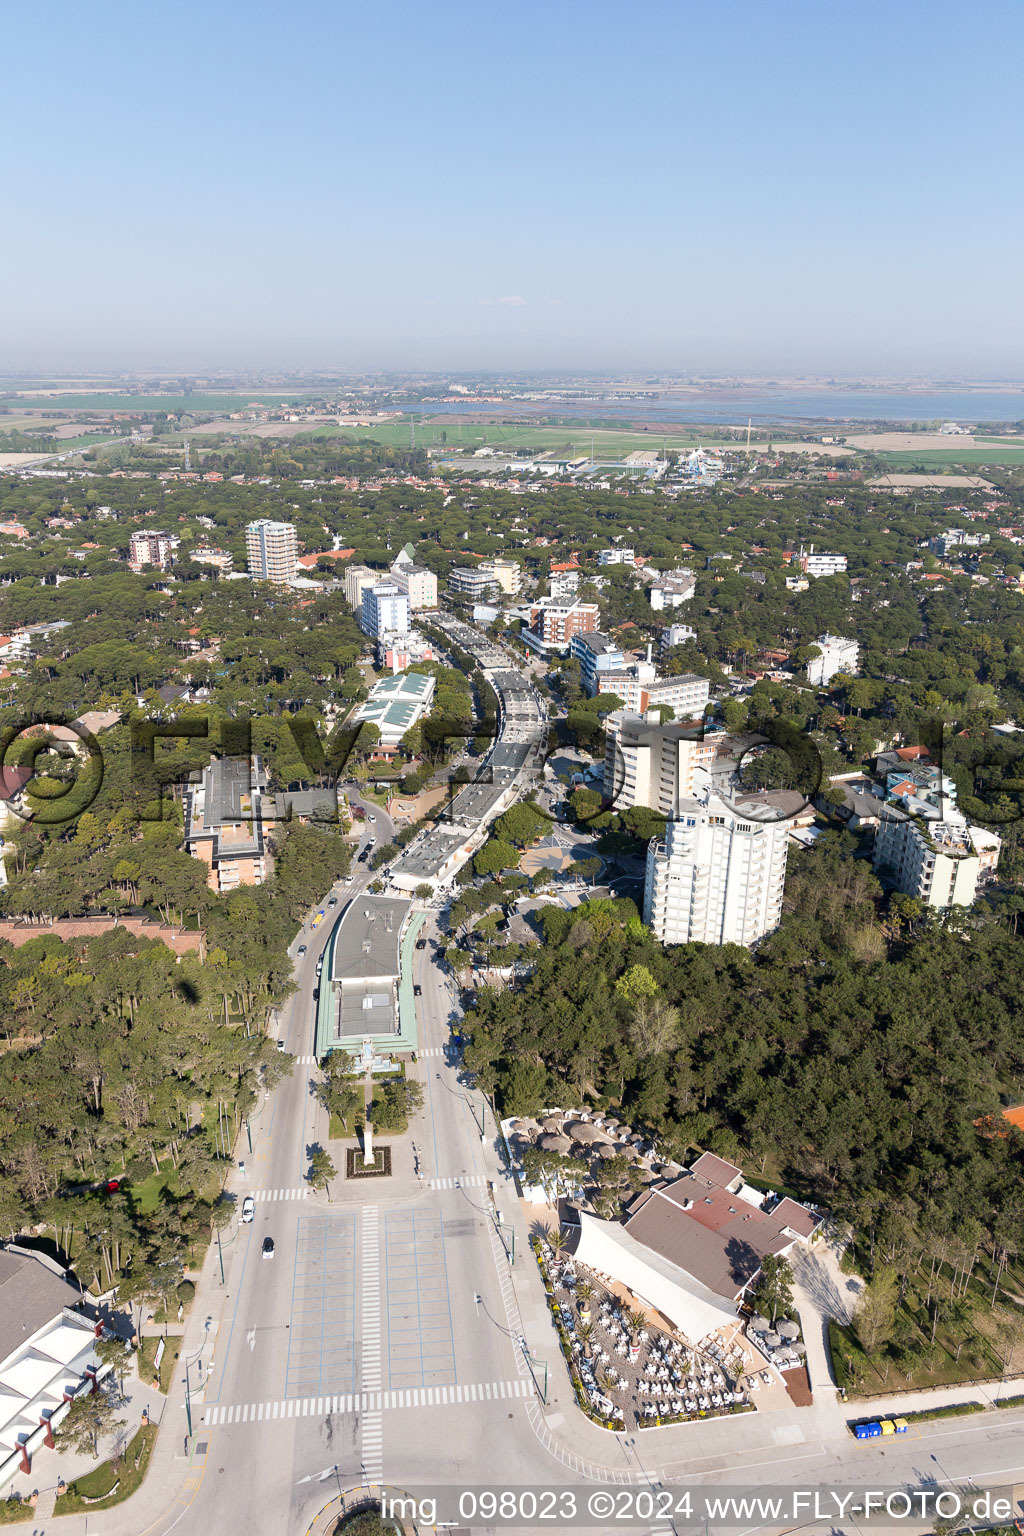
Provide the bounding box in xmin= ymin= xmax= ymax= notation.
xmin=55 ymin=679 xmax=1024 ymax=1534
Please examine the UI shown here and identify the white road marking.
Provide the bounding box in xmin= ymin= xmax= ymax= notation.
xmin=427 ymin=1174 xmax=488 ymax=1189
xmin=253 ymin=1187 xmax=311 ymax=1202
xmin=200 ymin=1380 xmax=533 ymax=1426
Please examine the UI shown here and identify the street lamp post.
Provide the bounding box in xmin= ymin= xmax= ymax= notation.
xmin=495 ymin=1218 xmax=515 ymax=1266
xmin=521 ymin=1342 xmax=548 ymax=1405
xmin=182 ymin=1358 xmax=193 ymax=1439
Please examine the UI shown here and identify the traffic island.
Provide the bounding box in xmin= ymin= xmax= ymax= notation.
xmin=346 ymin=1146 xmax=392 ymax=1179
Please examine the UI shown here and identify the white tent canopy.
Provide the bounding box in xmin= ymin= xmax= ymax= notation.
xmin=571 ymin=1212 xmax=737 ymax=1343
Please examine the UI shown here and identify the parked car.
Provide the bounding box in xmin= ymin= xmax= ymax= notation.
xmin=297 ymin=944 xmax=307 ymax=955
xmin=344 ymin=876 xmax=355 ymax=885
xmin=241 ymin=1195 xmax=255 ymax=1224
xmin=368 ymin=813 xmax=377 ymax=823
xmin=262 ymin=1237 xmax=275 ymax=1259
xmin=416 ymin=938 xmax=427 ymax=950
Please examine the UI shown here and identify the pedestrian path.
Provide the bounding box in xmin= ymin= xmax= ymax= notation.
xmin=201 ymin=1379 xmax=536 ymax=1425
xmin=428 ymin=1174 xmax=487 ymax=1190
xmin=252 ymin=1187 xmax=311 ymax=1203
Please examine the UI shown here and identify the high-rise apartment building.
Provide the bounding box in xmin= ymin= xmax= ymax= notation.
xmin=128 ymin=531 xmax=176 ymax=572
xmin=344 ymin=563 xmax=379 ymax=608
xmin=644 ymin=791 xmax=789 ymax=947
xmin=390 ymin=563 xmax=438 ymax=610
xmin=246 ymin=520 xmax=297 ymax=583
xmin=604 ymin=714 xmax=723 ymax=816
xmin=528 ymin=600 xmax=600 ymax=649
xmin=872 ymin=809 xmax=1000 ymax=909
xmin=360 ymin=584 xmax=411 ymax=639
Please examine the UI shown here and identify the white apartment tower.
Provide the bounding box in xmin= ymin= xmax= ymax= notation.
xmin=246 ymin=520 xmax=298 ymax=583
xmin=644 ymin=791 xmax=789 ymax=947
xmin=872 ymin=810 xmax=999 ymax=909
xmin=344 ymin=563 xmax=379 ymax=608
xmin=604 ymin=714 xmax=722 ymax=815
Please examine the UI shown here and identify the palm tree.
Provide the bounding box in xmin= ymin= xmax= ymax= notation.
xmin=578 ymin=1322 xmax=594 ymax=1360
xmin=576 ymin=1280 xmax=593 ymax=1318
xmin=627 ymin=1308 xmax=646 ymax=1345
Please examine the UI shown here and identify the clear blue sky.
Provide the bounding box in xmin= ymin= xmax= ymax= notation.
xmin=3 ymin=0 xmax=1021 ymax=375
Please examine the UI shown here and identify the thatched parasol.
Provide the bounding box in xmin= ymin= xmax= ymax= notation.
xmin=593 ymin=1142 xmax=619 ymax=1160
xmin=538 ymin=1133 xmax=572 ymax=1154
xmin=777 ymin=1320 xmax=800 ymax=1340
xmin=567 ymin=1122 xmax=604 ymax=1144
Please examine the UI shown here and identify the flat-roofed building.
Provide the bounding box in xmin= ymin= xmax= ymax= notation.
xmin=344 ymin=562 xmax=379 ymax=608
xmin=361 ymin=584 xmax=411 ymax=640
xmin=644 ymin=788 xmax=789 ymax=947
xmin=314 ymin=896 xmax=419 ymax=1065
xmin=806 ymin=634 xmax=859 ymax=687
xmin=569 ymin=632 xmax=625 ymax=695
xmin=872 ymin=808 xmax=999 ymax=908
xmin=390 ymin=563 xmax=438 ymax=610
xmin=245 ymin=519 xmax=297 ymax=583
xmin=596 ymin=660 xmax=709 ymax=718
xmin=604 ymin=714 xmax=723 ymax=816
xmin=184 ymin=756 xmax=269 ymax=891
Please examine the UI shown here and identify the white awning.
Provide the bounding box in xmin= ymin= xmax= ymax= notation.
xmin=572 ymin=1212 xmax=737 ymax=1342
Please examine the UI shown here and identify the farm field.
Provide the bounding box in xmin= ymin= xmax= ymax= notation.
xmin=4 ymin=391 xmax=318 ymax=412
xmin=295 ymin=417 xmax=735 ymax=455
xmin=875 ymin=445 xmax=1024 ymax=468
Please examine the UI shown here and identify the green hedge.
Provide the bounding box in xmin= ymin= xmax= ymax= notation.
xmin=899 ymin=1401 xmax=987 ymax=1424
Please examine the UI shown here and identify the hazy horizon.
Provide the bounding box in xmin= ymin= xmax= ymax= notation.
xmin=4 ymin=0 xmax=1022 ymax=376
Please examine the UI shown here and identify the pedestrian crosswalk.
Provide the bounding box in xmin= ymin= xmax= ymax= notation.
xmin=294 ymin=1055 xmax=318 ymax=1065
xmin=419 ymin=1047 xmax=447 ymax=1057
xmin=201 ymin=1379 xmax=536 ymax=1425
xmin=252 ymin=1187 xmax=311 ymax=1203
xmin=428 ymin=1174 xmax=488 ymax=1190
xmin=361 ymin=1206 xmax=382 ymax=1481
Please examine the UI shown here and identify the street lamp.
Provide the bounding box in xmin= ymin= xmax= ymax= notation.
xmin=521 ymin=1341 xmax=548 ymax=1405
xmin=495 ymin=1217 xmax=515 ymax=1266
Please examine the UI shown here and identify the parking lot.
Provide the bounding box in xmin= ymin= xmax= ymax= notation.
xmin=382 ymin=1206 xmax=457 ymax=1390
xmin=285 ymin=1212 xmax=359 ymax=1399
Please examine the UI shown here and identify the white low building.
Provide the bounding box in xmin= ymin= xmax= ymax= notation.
xmin=806 ymin=634 xmax=859 ymax=687
xmin=0 ymin=1248 xmax=107 ymax=1491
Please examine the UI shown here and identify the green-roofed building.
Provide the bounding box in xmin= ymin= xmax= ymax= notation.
xmin=353 ymin=668 xmax=436 ymax=743
xmin=314 ymin=895 xmax=424 ymax=1070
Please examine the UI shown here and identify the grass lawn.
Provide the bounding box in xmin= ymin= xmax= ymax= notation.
xmin=132 ymin=1168 xmax=179 ymax=1215
xmin=329 ymin=1111 xmax=360 ymax=1139
xmin=137 ymin=1335 xmax=176 ymax=1394
xmin=297 ymin=417 xmax=733 ymax=456
xmin=0 ymin=1498 xmax=32 ymax=1524
xmin=55 ymin=1423 xmax=158 ymax=1515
